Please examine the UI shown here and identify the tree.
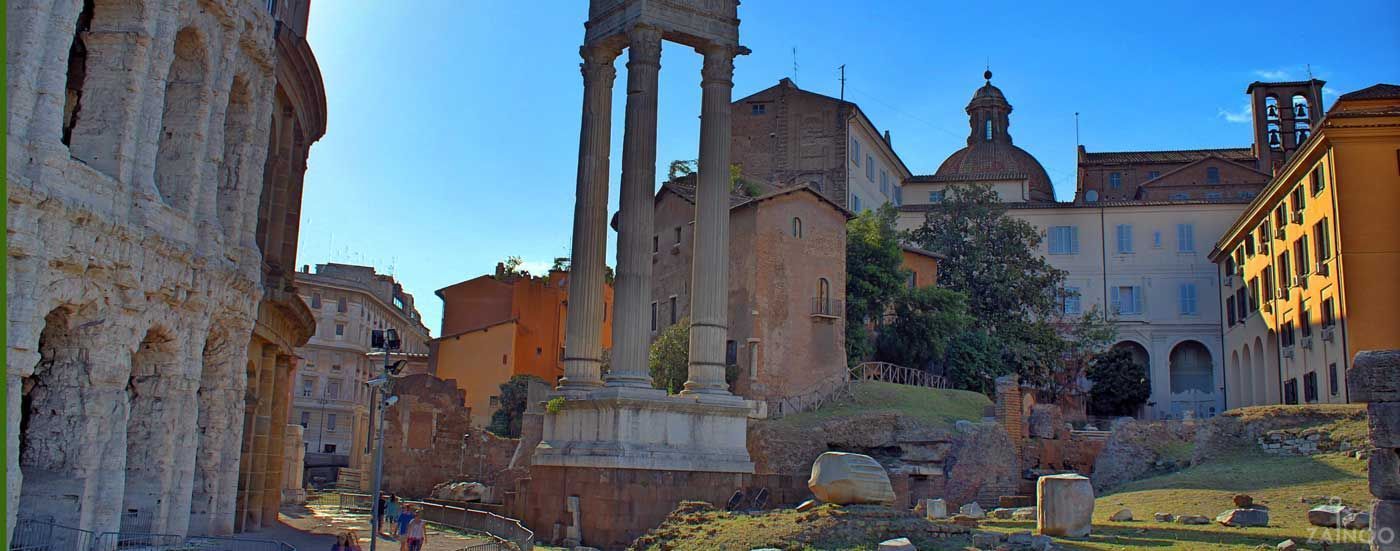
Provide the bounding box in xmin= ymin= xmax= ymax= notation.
xmin=486 ymin=374 xmax=544 ymax=437
xmin=649 ymin=318 xmax=691 ymax=394
xmin=1049 ymin=305 xmax=1118 ymax=401
xmin=876 ymin=286 xmax=972 ymax=372
xmin=1086 ymin=347 xmax=1151 ymax=416
xmin=909 ymin=183 xmax=1070 ymax=384
xmin=551 ymin=256 xmax=570 ymax=272
xmin=667 ymin=159 xmax=761 ymax=197
xmin=845 ymin=204 xmax=909 ymax=365
xmin=499 ymin=256 xmax=527 ymax=278
xmin=943 ymin=329 xmax=1009 ymax=395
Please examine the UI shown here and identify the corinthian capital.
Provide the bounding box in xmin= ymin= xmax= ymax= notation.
xmin=626 ymin=24 xmax=663 ymax=68
xmin=699 ymin=43 xmax=741 ymax=86
xmin=579 ymin=45 xmax=619 ymax=85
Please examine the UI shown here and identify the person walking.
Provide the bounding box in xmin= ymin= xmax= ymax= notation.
xmin=403 ymin=515 xmax=427 ymax=551
xmin=343 ymin=530 xmax=364 ymax=551
xmin=396 ymin=504 xmax=417 ymax=551
xmin=382 ymin=495 xmax=401 ymax=537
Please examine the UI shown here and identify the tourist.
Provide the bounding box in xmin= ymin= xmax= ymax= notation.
xmin=382 ymin=495 xmax=400 ymax=536
xmin=403 ymin=515 xmax=427 ymax=551
xmin=343 ymin=531 xmax=363 ymax=551
xmin=396 ymin=504 xmax=417 ymax=551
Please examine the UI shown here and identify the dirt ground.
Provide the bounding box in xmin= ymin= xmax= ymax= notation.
xmin=275 ymin=501 xmax=493 ymax=550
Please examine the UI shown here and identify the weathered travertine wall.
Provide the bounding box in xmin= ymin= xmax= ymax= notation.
xmin=6 ymin=0 xmax=320 ymax=541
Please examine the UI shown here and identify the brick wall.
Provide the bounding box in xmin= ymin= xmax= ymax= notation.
xmin=380 ymin=374 xmax=518 ymax=498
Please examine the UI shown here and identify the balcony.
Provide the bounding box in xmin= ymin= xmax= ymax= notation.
xmin=811 ymin=297 xmax=842 ymax=319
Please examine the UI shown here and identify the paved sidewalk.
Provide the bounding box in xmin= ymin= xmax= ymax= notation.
xmin=271 ymin=502 xmax=491 ymax=550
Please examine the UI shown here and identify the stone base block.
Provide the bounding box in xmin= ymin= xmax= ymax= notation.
xmin=532 ymin=387 xmax=753 ymax=473
xmin=1377 ymin=499 xmax=1400 ymax=551
xmin=1036 ymin=473 xmax=1094 ymax=538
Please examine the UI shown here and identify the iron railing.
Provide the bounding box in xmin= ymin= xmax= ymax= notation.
xmin=332 ymin=494 xmax=531 ymax=551
xmin=765 ymin=376 xmax=852 ymax=419
xmin=11 ymin=519 xmax=95 ymax=551
xmin=851 ymin=361 xmax=946 ymax=389
xmin=811 ymin=297 xmax=842 ymax=317
xmin=11 ymin=519 xmax=292 ymax=551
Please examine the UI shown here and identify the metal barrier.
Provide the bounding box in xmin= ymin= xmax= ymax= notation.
xmin=11 ymin=519 xmax=95 ymax=551
xmin=91 ymin=532 xmax=293 ymax=551
xmin=404 ymin=500 xmax=532 ymax=551
xmin=852 ymin=361 xmax=946 ymax=389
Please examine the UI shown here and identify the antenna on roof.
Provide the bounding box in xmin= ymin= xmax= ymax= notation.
xmin=838 ymin=64 xmax=846 ymax=101
xmin=792 ymin=47 xmax=798 ymax=79
xmin=1074 ymin=112 xmax=1081 ymax=147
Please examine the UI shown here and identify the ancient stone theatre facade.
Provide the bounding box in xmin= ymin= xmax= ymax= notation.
xmin=6 ymin=0 xmax=325 ymax=540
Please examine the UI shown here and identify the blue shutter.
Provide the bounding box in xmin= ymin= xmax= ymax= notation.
xmin=1110 ymin=286 xmax=1121 ymax=314
xmin=1133 ymin=286 xmax=1144 ymax=314
xmin=1070 ymin=226 xmax=1080 ymax=254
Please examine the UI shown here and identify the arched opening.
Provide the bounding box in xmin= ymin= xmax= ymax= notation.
xmin=19 ymin=308 xmax=89 ymax=529
xmin=791 ymin=217 xmax=802 ymax=238
xmin=817 ymin=278 xmax=831 ymax=315
xmin=1111 ymin=340 xmax=1149 ymax=370
xmin=1266 ymin=122 xmax=1283 ymax=151
xmin=154 ymin=27 xmax=209 ymax=213
xmin=1168 ymin=340 xmax=1214 ymax=418
xmin=1264 ymin=95 xmax=1280 ymax=121
xmin=122 ymin=326 xmax=181 ymax=534
xmin=62 ymin=0 xmax=96 ymax=145
xmin=189 ymin=325 xmax=239 ymax=535
xmin=1228 ymin=350 xmax=1241 ymax=409
xmin=1240 ymin=344 xmax=1254 ymax=407
xmin=218 ymin=76 xmax=253 ymax=242
xmin=1259 ymin=336 xmax=1279 ymax=403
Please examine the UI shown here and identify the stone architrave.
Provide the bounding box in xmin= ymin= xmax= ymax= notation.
xmin=1036 ymin=473 xmax=1094 ymax=537
xmin=807 ymin=452 xmax=896 ymax=506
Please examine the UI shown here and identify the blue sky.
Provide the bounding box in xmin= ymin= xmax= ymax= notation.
xmin=299 ymin=1 xmax=1400 ymax=334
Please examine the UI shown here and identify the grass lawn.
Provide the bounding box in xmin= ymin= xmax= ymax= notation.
xmin=982 ymin=450 xmax=1373 ymax=550
xmin=768 ymin=381 xmax=991 ymax=430
xmin=632 ymin=504 xmax=974 ymax=551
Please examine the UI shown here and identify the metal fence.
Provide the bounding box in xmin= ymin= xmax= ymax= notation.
xmin=10 ymin=519 xmax=292 ymax=551
xmin=331 ymin=493 xmax=531 ymax=550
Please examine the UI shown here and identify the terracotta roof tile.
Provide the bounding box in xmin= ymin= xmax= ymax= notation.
xmin=1337 ymin=83 xmax=1400 ymax=101
xmin=1080 ymin=147 xmax=1255 ymax=165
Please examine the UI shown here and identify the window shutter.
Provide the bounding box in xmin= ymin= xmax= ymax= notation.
xmin=1110 ymin=286 xmax=1121 ymax=314
xmin=1070 ymin=226 xmax=1080 ymax=254
xmin=1133 ymin=286 xmax=1144 ymax=314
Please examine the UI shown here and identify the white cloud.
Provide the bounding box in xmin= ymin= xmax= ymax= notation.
xmin=1254 ymin=68 xmax=1293 ymax=80
xmin=516 ymin=259 xmax=555 ymax=275
xmin=1218 ymin=100 xmax=1253 ymax=123
xmin=1323 ymin=86 xmax=1340 ymax=98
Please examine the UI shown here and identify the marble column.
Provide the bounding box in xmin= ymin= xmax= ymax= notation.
xmin=558 ymin=45 xmax=619 ymax=393
xmin=683 ymin=44 xmax=737 ymax=396
xmin=607 ymin=25 xmax=663 ymax=389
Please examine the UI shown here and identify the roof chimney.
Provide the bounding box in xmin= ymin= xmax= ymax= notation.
xmin=884 ymin=130 xmax=891 ymax=146
xmin=494 ymin=262 xmax=506 ymax=279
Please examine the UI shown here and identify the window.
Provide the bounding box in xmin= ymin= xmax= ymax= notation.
xmin=1239 ymin=191 xmax=1256 ymax=199
xmin=1322 ymin=297 xmax=1336 ymax=327
xmin=311 ymin=293 xmax=322 ymax=309
xmin=866 ymin=155 xmax=875 ymax=180
xmin=1310 ymin=166 xmax=1325 ymax=195
xmin=335 ymin=323 xmax=344 ymax=337
xmin=907 ymin=271 xmax=918 ymax=289
xmin=1284 ymin=379 xmax=1299 ymax=405
xmin=1148 ymin=171 xmax=1161 ymax=180
xmin=1176 ymin=224 xmax=1195 ymax=252
xmin=1179 ymin=283 xmax=1198 ymax=315
xmin=751 ymin=103 xmax=766 ymax=115
xmin=1282 ymin=319 xmax=1296 ymax=348
xmin=1296 ymin=235 xmax=1311 ymax=278
xmin=1048 ymin=226 xmax=1079 ymax=255
xmin=299 ymin=411 xmax=310 ymax=428
xmin=1290 ymin=186 xmax=1306 ymax=216
xmin=1111 ymin=285 xmax=1143 ymax=315
xmin=1226 ymin=257 xmax=1236 ymax=277
xmin=851 ymin=138 xmax=861 ymax=164
xmin=893 ymin=186 xmax=903 ymax=206
xmin=1085 ymin=190 xmax=1099 ymax=202
xmin=1153 ymin=231 xmax=1162 ymax=249
xmin=985 ymin=118 xmax=993 ymax=141
xmin=817 ymin=278 xmax=831 ymax=314
xmin=330 ymin=364 xmax=340 ymax=372
xmin=1115 ymin=224 xmax=1133 ymax=254
xmin=674 ymin=226 xmax=682 ymax=244
xmin=852 ymin=195 xmax=862 ymax=212
xmin=1062 ymin=287 xmax=1081 ymax=315
xmin=1313 ymin=219 xmax=1331 ymax=261
xmin=1245 ymin=234 xmax=1255 ymax=256
xmin=1109 ymin=172 xmax=1122 ymax=189
xmin=879 ymin=170 xmax=889 ymax=196
xmin=302 ymin=377 xmax=314 ymax=397
xmin=1206 ymin=167 xmax=1220 ymax=184
xmin=792 ymin=217 xmax=803 ymax=238
xmin=1248 ymin=278 xmax=1260 ymax=313
xmin=928 ymin=190 xmax=945 ymax=203
xmin=1262 ymin=266 xmax=1275 ymax=301
xmin=1205 ymin=191 xmax=1223 ymax=200
xmin=1278 ymin=252 xmax=1291 ymax=290
xmin=337 ymin=297 xmax=347 ymax=313
xmin=1329 ymin=363 xmax=1339 ymax=396
xmin=1300 ymin=304 xmax=1312 ymax=338
xmin=326 ymin=380 xmax=341 ymax=399
xmin=1274 ymin=205 xmax=1286 ymax=232
xmin=1303 ymin=372 xmax=1318 ymax=403
xmin=652 ymin=235 xmax=659 ymax=253
xmin=725 ymin=340 xmax=738 ymax=366
xmin=650 ymin=302 xmax=657 ymax=332
xmin=668 ymin=296 xmax=677 ymax=326
xmin=1226 ymin=297 xmax=1237 ymax=325
xmin=1236 ymin=288 xmax=1248 ymax=321
xmin=326 ymin=413 xmax=338 ymax=432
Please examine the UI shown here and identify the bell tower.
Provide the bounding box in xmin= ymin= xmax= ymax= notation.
xmin=1247 ymin=79 xmax=1325 ymax=174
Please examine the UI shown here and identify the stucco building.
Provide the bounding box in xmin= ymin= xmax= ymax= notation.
xmin=1211 ymin=83 xmax=1400 ymax=408
xmin=431 ymin=266 xmax=614 ymax=427
xmin=898 ymin=72 xmax=1275 ymax=419
xmin=290 ymin=263 xmax=430 ymax=486
xmin=7 ymin=0 xmax=324 ymax=538
xmin=651 ymin=179 xmax=851 ymax=406
xmin=732 ymin=78 xmax=911 ymax=212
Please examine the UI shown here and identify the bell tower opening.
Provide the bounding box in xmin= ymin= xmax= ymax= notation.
xmin=1247 ymin=79 xmax=1324 ymax=173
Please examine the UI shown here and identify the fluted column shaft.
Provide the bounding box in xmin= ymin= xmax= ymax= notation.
xmin=608 ymin=25 xmax=663 ymax=388
xmin=559 ymin=45 xmax=619 ymax=392
xmin=684 ymin=45 xmax=737 ymax=395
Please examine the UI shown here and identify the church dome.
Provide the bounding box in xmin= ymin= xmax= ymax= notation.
xmin=930 ymin=72 xmax=1055 ymax=202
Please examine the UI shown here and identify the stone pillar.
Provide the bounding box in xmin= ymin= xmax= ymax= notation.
xmin=234 ymin=354 xmax=259 ymax=533
xmin=558 ymin=45 xmax=618 ymax=393
xmin=246 ymin=345 xmax=277 ymax=531
xmin=262 ymin=356 xmax=293 ymax=522
xmin=607 ymin=25 xmax=663 ymax=389
xmin=683 ymin=44 xmax=737 ymax=396
xmin=1348 ymin=350 xmax=1400 ymax=550
xmin=995 ymin=375 xmax=1024 ymax=456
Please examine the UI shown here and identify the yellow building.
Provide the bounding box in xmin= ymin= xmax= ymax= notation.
xmin=1211 ymin=83 xmax=1400 ymax=408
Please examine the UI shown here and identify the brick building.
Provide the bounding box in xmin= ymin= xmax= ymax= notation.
xmin=650 ymin=178 xmax=851 ymax=405
xmin=731 ymin=78 xmax=911 ymax=212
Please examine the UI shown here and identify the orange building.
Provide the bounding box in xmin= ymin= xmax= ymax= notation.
xmin=430 ymin=265 xmax=614 ymax=427
xmin=901 ymin=245 xmax=942 ymax=289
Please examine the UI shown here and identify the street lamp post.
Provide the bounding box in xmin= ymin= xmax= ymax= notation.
xmin=368 ymin=328 xmax=402 ymax=551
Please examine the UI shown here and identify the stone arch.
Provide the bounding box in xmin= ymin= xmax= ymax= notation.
xmin=188 ymin=321 xmax=244 ymax=535
xmin=1240 ymin=344 xmax=1255 ymax=407
xmin=1169 ymin=339 xmax=1214 ymax=418
xmin=1228 ymin=350 xmax=1241 ymax=409
xmin=18 ymin=307 xmax=88 ymax=528
xmin=65 ymin=0 xmax=154 ymax=176
xmin=154 ymin=26 xmax=212 ymax=214
xmin=121 ymin=325 xmax=184 ymax=534
xmin=217 ymin=75 xmax=254 ymax=242
xmin=61 ymin=0 xmax=96 ymax=145
xmin=1111 ymin=340 xmax=1149 ymax=370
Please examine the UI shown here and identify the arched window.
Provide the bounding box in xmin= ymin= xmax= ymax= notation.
xmin=817 ymin=278 xmax=831 ymax=315
xmin=1264 ymin=96 xmax=1280 ymax=121
xmin=155 ymin=27 xmax=211 ymax=214
xmin=792 ymin=217 xmax=803 ymax=238
xmin=984 ymin=118 xmax=993 ymax=141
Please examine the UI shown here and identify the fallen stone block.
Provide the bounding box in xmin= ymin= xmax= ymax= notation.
xmin=1216 ymin=508 xmax=1269 ymax=527
xmin=795 ymin=499 xmax=819 ymax=512
xmin=1175 ymin=514 xmax=1210 ymax=525
xmin=925 ymin=498 xmax=948 ymax=520
xmin=960 ymin=502 xmax=985 ymax=519
xmin=1030 ymin=534 xmax=1054 ymax=551
xmin=1276 ymin=539 xmax=1297 ymax=550
xmin=951 ymin=514 xmax=980 ymax=528
xmin=1308 ymin=504 xmax=1351 ymax=527
xmin=990 ymin=508 xmax=1013 ymax=520
xmin=1153 ymin=512 xmax=1174 ymax=522
xmin=1109 ymin=508 xmax=1133 ymax=522
xmin=1342 ymin=510 xmax=1370 ymax=529
xmin=877 ymin=537 xmax=915 ymax=551
xmin=1006 ymin=531 xmax=1033 ymax=546
xmin=970 ymin=532 xmax=1001 ymax=548
xmin=1012 ymin=507 xmax=1037 ymax=521
xmin=807 ymin=452 xmax=895 ymax=506
xmin=1037 ymin=473 xmax=1093 ymax=537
